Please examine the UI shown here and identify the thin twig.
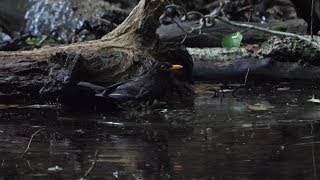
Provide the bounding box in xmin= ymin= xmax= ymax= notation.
xmin=215 ymin=16 xmax=320 ymax=49
xmin=180 ymin=24 xmax=205 ymax=43
xmin=174 ymin=20 xmax=189 ymax=34
xmin=22 ymin=158 xmax=37 ymax=173
xmin=311 ymin=122 xmax=318 ymax=180
xmin=93 ymin=17 xmax=118 ymax=27
xmin=248 ymin=11 xmax=252 ymax=23
xmin=21 ymin=128 xmax=44 ymax=157
xmin=0 ymin=129 xmax=15 ymax=139
xmin=232 ymin=68 xmax=250 ymax=98
xmin=166 ymin=4 xmax=319 ymax=48
xmin=179 ymin=11 xmax=206 ymax=43
xmin=243 ymin=68 xmax=250 ymax=85
xmin=166 ymin=5 xmax=216 ymax=44
xmin=311 ymin=0 xmax=315 ymax=40
xmin=311 ymin=142 xmax=317 ymax=180
xmin=173 ymin=20 xmax=189 ymax=43
xmin=180 ymin=33 xmax=189 ymax=44
xmin=81 ymin=150 xmax=99 ymax=180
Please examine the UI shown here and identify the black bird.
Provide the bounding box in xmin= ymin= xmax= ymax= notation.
xmin=77 ymin=62 xmax=184 ymax=107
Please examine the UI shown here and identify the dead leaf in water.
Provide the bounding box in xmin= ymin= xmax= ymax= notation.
xmin=277 ymin=87 xmax=290 ymax=91
xmin=247 ymin=103 xmax=274 ymax=111
xmin=47 ymin=166 xmax=63 ymax=172
xmin=307 ymin=95 xmax=320 ymax=103
xmin=173 ymin=162 xmax=183 ymax=172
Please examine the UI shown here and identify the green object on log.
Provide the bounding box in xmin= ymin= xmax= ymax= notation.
xmin=222 ymin=32 xmax=243 ymax=48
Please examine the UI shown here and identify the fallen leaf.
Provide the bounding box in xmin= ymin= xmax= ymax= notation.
xmin=47 ymin=166 xmax=63 ymax=172
xmin=307 ymin=95 xmax=320 ymax=103
xmin=277 ymin=87 xmax=290 ymax=91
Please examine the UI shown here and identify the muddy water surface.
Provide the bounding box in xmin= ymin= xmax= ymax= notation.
xmin=0 ymin=83 xmax=320 ymax=179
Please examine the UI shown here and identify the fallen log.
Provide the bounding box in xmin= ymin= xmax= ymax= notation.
xmin=0 ymin=0 xmax=193 ymax=103
xmin=157 ymin=18 xmax=308 ymax=47
xmin=190 ymin=36 xmax=320 ymax=82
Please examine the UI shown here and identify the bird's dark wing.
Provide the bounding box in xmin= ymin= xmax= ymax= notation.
xmin=94 ymin=79 xmax=140 ymax=99
xmin=135 ymin=89 xmax=150 ymax=100
xmin=101 ymin=81 xmax=128 ymax=94
xmin=98 ymin=76 xmax=148 ymax=99
xmin=135 ymin=82 xmax=153 ymax=99
xmin=77 ymin=81 xmax=131 ymax=98
xmin=77 ymin=82 xmax=105 ymax=94
xmin=102 ymin=75 xmax=147 ymax=94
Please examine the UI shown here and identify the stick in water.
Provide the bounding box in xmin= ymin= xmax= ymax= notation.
xmin=21 ymin=128 xmax=44 ymax=157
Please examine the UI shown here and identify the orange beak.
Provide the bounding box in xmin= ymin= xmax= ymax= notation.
xmin=169 ymin=64 xmax=184 ymax=71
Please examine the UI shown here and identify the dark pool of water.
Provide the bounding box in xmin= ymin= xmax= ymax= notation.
xmin=1 ymin=83 xmax=320 ymax=180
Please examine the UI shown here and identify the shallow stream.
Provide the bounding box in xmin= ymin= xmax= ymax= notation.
xmin=1 ymin=83 xmax=320 ymax=179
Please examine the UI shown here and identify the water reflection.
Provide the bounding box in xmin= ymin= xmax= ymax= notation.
xmin=1 ymin=83 xmax=320 ymax=179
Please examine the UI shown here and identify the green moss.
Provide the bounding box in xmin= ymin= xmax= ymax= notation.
xmin=302 ymin=47 xmax=313 ymax=58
